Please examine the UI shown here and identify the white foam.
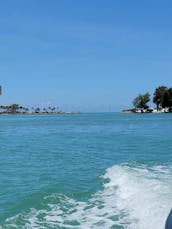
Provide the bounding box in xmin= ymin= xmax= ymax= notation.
xmin=102 ymin=164 xmax=172 ymax=228
xmin=3 ymin=164 xmax=172 ymax=228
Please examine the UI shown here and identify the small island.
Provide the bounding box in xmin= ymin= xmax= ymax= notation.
xmin=122 ymin=86 xmax=172 ymax=113
xmin=0 ymin=104 xmax=80 ymax=115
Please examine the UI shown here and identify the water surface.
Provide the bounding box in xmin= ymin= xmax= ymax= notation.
xmin=0 ymin=113 xmax=172 ymax=228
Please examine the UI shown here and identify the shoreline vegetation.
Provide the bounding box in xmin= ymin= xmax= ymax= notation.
xmin=0 ymin=104 xmax=80 ymax=115
xmin=122 ymin=85 xmax=172 ymax=114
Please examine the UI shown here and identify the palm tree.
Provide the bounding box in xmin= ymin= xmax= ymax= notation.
xmin=133 ymin=93 xmax=150 ymax=110
xmin=9 ymin=104 xmax=20 ymax=113
xmin=52 ymin=107 xmax=56 ymax=113
xmin=35 ymin=107 xmax=40 ymax=113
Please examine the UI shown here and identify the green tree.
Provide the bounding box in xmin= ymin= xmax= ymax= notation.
xmin=153 ymin=86 xmax=168 ymax=109
xmin=167 ymin=87 xmax=172 ymax=107
xmin=133 ymin=93 xmax=150 ymax=109
xmin=9 ymin=104 xmax=20 ymax=113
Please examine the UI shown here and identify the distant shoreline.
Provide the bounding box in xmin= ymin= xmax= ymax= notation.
xmin=0 ymin=104 xmax=80 ymax=115
xmin=122 ymin=108 xmax=171 ymax=114
xmin=0 ymin=112 xmax=81 ymax=115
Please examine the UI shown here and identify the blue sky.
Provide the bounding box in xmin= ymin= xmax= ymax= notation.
xmin=1 ymin=1 xmax=172 ymax=111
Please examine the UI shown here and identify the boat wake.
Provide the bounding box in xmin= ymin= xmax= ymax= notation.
xmin=2 ymin=164 xmax=172 ymax=229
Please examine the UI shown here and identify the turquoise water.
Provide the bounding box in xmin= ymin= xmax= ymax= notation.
xmin=1 ymin=113 xmax=172 ymax=228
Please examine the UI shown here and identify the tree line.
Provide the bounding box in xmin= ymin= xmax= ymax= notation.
xmin=133 ymin=86 xmax=172 ymax=111
xmin=0 ymin=104 xmax=62 ymax=114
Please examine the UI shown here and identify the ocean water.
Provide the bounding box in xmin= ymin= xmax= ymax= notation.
xmin=0 ymin=112 xmax=172 ymax=229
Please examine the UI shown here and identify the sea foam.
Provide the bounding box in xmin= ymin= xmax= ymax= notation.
xmin=3 ymin=164 xmax=172 ymax=229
